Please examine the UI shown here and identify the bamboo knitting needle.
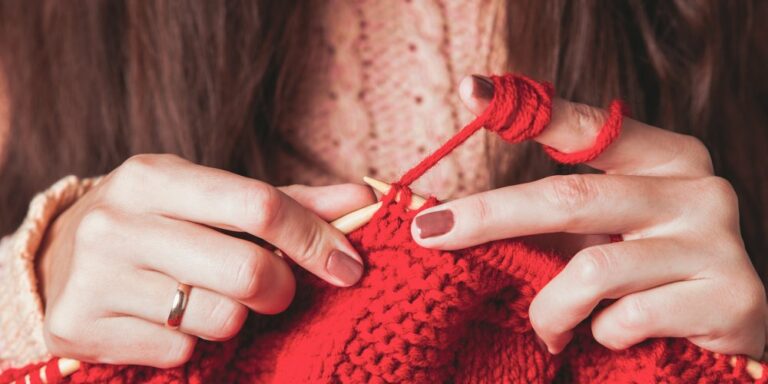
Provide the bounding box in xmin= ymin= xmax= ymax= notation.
xmin=362 ymin=176 xmax=428 ymax=208
xmin=329 ymin=177 xmax=429 ymax=234
xmin=731 ymin=355 xmax=764 ymax=380
xmin=56 ymin=358 xmax=81 ymax=380
xmin=17 ymin=358 xmax=80 ymax=384
xmin=329 ymin=201 xmax=383 ymax=234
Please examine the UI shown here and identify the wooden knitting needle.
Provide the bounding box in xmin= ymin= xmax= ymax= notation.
xmin=329 ymin=177 xmax=429 ymax=234
xmin=731 ymin=356 xmax=764 ymax=380
xmin=362 ymin=176 xmax=428 ymax=208
xmin=55 ymin=358 xmax=80 ymax=381
xmin=330 ymin=201 xmax=383 ymax=234
xmin=18 ymin=358 xmax=80 ymax=384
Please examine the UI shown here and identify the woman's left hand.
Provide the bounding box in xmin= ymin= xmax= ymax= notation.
xmin=411 ymin=75 xmax=767 ymax=359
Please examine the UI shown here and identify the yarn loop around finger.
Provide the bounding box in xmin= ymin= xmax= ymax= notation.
xmin=397 ymin=73 xmax=627 ymax=188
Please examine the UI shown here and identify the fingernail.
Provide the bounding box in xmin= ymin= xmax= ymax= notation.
xmin=535 ymin=336 xmax=549 ymax=353
xmin=327 ymin=250 xmax=363 ymax=286
xmin=471 ymin=74 xmax=495 ymax=100
xmin=415 ymin=210 xmax=454 ymax=239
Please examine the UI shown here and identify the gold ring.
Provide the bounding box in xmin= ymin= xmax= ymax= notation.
xmin=165 ymin=283 xmax=191 ymax=329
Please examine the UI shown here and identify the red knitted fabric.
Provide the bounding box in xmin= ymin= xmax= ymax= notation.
xmin=3 ymin=74 xmax=766 ymax=384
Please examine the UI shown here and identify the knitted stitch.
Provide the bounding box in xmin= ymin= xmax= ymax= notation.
xmin=2 ymin=73 xmax=765 ymax=384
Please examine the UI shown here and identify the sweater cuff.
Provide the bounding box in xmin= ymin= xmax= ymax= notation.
xmin=0 ymin=175 xmax=102 ymax=370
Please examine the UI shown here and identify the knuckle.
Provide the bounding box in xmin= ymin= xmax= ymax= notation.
xmin=107 ymin=154 xmax=163 ymax=200
xmin=206 ymin=299 xmax=247 ymax=340
xmin=291 ymin=222 xmax=325 ymax=265
xmin=469 ymin=195 xmax=493 ymax=228
xmin=111 ymin=154 xmax=180 ymax=192
xmin=75 ymin=206 xmax=119 ymax=247
xmin=567 ymin=102 xmax=606 ymax=138
xmin=680 ymin=135 xmax=713 ymax=171
xmin=232 ymin=249 xmax=269 ymax=299
xmin=117 ymin=154 xmax=159 ymax=180
xmin=590 ymin=324 xmax=614 ymax=349
xmin=592 ymin=327 xmax=628 ymax=351
xmin=529 ymin=296 xmax=566 ymax=336
xmin=618 ymin=296 xmax=650 ymax=329
xmin=727 ymin=279 xmax=766 ymax=324
xmin=243 ymin=182 xmax=283 ymax=233
xmin=544 ymin=175 xmax=596 ymax=218
xmin=571 ymin=247 xmax=612 ymax=288
xmin=703 ymin=176 xmax=739 ymax=207
xmin=694 ymin=177 xmax=740 ymax=223
xmin=159 ymin=335 xmax=197 ymax=368
xmin=591 ymin=308 xmax=640 ymax=351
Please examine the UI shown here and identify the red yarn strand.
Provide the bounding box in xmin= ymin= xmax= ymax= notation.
xmin=398 ymin=74 xmax=626 ymax=187
xmin=397 ymin=119 xmax=486 ymax=187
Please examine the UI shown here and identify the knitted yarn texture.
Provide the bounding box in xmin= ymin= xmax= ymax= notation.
xmin=2 ymin=74 xmax=765 ymax=384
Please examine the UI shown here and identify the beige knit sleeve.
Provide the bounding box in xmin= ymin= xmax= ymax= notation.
xmin=0 ymin=175 xmax=101 ymax=370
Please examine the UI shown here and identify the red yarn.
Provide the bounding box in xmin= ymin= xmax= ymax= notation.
xmin=2 ymin=73 xmax=764 ymax=383
xmin=543 ymin=100 xmax=628 ymax=164
xmin=398 ymin=74 xmax=624 ymax=186
xmin=0 ymin=358 xmax=62 ymax=384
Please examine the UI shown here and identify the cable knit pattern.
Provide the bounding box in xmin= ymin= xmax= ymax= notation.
xmin=0 ymin=176 xmax=100 ymax=370
xmin=276 ymin=0 xmax=505 ymax=200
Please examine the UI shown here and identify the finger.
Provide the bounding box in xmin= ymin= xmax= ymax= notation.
xmin=279 ymin=183 xmax=377 ymax=221
xmin=116 ymin=213 xmax=295 ymax=313
xmin=111 ymin=270 xmax=249 ymax=341
xmin=528 ymin=238 xmax=698 ymax=354
xmin=459 ymin=75 xmax=714 ymax=176
xmin=412 ymin=174 xmax=682 ymax=250
xmin=110 ymin=155 xmax=364 ymax=287
xmin=48 ymin=316 xmax=196 ymax=368
xmin=591 ymin=280 xmax=766 ymax=359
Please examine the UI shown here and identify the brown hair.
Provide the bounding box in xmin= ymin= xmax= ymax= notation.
xmin=0 ymin=0 xmax=315 ymax=229
xmin=1 ymin=1 xmax=766 ymax=278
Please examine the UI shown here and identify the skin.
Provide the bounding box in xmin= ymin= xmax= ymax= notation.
xmin=0 ymin=73 xmax=763 ymax=366
xmin=36 ymin=155 xmax=376 ymax=367
xmin=412 ymin=76 xmax=768 ymax=359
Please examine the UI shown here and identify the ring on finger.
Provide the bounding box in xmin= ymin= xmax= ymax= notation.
xmin=165 ymin=283 xmax=191 ymax=329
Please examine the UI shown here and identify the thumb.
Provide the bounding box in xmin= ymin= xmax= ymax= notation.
xmin=459 ymin=74 xmax=495 ymax=116
xmin=279 ymin=183 xmax=377 ymax=221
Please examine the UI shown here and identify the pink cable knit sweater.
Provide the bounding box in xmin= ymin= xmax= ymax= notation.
xmin=0 ymin=0 xmax=508 ymax=369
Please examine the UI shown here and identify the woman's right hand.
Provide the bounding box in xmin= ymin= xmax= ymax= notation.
xmin=36 ymin=154 xmax=374 ymax=367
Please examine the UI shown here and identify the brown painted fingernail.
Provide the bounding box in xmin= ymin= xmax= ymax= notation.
xmin=415 ymin=210 xmax=454 ymax=239
xmin=327 ymin=250 xmax=363 ymax=286
xmin=471 ymin=74 xmax=495 ymax=100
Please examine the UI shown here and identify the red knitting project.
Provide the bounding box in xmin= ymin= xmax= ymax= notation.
xmin=3 ymin=74 xmax=766 ymax=383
